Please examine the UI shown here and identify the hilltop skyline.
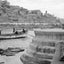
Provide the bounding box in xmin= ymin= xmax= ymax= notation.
xmin=6 ymin=0 xmax=64 ymax=18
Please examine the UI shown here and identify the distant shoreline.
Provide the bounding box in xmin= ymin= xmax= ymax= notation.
xmin=0 ymin=22 xmax=62 ymax=29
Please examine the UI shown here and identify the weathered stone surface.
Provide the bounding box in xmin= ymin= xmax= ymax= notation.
xmin=20 ymin=29 xmax=64 ymax=64
xmin=0 ymin=62 xmax=4 ymax=64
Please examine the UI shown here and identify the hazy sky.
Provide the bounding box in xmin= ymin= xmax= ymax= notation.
xmin=7 ymin=0 xmax=64 ymax=18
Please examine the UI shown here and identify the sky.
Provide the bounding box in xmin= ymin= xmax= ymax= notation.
xmin=7 ymin=0 xmax=64 ymax=18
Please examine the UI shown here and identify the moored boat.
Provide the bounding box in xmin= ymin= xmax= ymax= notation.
xmin=0 ymin=28 xmax=28 ymax=40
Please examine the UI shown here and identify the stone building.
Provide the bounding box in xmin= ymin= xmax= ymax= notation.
xmin=20 ymin=29 xmax=64 ymax=64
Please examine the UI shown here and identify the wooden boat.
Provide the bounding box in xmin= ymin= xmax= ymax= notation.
xmin=0 ymin=29 xmax=28 ymax=40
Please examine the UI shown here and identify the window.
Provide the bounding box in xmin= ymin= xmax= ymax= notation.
xmin=49 ymin=42 xmax=55 ymax=47
xmin=36 ymin=46 xmax=42 ymax=52
xmin=50 ymin=49 xmax=55 ymax=54
xmin=43 ymin=48 xmax=55 ymax=54
xmin=38 ymin=60 xmax=51 ymax=64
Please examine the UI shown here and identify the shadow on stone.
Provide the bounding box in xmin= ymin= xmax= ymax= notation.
xmin=60 ymin=56 xmax=64 ymax=61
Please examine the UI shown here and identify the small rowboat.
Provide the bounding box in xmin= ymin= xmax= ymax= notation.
xmin=0 ymin=29 xmax=28 ymax=40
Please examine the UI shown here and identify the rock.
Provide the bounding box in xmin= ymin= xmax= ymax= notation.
xmin=0 ymin=62 xmax=4 ymax=64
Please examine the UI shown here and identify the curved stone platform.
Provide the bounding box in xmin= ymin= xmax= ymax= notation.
xmin=20 ymin=29 xmax=64 ymax=64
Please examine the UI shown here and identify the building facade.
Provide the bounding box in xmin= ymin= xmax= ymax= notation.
xmin=20 ymin=29 xmax=64 ymax=64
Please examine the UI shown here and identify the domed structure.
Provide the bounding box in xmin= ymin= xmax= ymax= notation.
xmin=20 ymin=29 xmax=64 ymax=64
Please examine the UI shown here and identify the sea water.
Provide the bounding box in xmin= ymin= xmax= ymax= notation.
xmin=0 ymin=37 xmax=32 ymax=64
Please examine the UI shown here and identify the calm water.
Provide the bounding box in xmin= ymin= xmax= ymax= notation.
xmin=0 ymin=37 xmax=32 ymax=64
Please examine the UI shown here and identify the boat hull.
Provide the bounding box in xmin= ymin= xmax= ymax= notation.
xmin=0 ymin=33 xmax=27 ymax=40
xmin=0 ymin=36 xmax=26 ymax=40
